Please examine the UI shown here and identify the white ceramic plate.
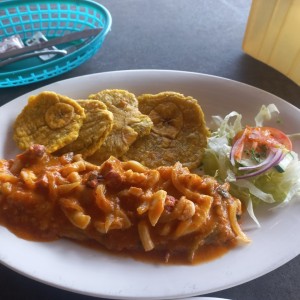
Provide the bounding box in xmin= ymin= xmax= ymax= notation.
xmin=1 ymin=70 xmax=300 ymax=300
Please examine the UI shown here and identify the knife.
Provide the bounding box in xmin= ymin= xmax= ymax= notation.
xmin=0 ymin=49 xmax=68 ymax=67
xmin=0 ymin=27 xmax=102 ymax=61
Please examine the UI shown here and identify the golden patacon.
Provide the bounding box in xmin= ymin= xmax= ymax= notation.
xmin=123 ymin=92 xmax=210 ymax=169
xmin=55 ymin=100 xmax=114 ymax=158
xmin=87 ymin=89 xmax=153 ymax=163
xmin=13 ymin=91 xmax=85 ymax=153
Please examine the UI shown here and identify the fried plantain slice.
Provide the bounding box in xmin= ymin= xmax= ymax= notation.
xmin=55 ymin=100 xmax=114 ymax=158
xmin=122 ymin=92 xmax=209 ymax=169
xmin=87 ymin=89 xmax=153 ymax=163
xmin=13 ymin=91 xmax=85 ymax=153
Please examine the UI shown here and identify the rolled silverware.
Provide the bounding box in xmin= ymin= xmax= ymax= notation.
xmin=0 ymin=27 xmax=102 ymax=61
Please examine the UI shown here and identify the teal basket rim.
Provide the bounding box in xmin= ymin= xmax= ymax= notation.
xmin=0 ymin=0 xmax=112 ymax=34
xmin=0 ymin=0 xmax=112 ymax=87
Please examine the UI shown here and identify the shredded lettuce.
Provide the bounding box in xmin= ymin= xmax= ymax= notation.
xmin=202 ymin=104 xmax=300 ymax=226
xmin=254 ymin=103 xmax=279 ymax=127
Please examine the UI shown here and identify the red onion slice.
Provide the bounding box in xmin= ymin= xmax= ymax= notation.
xmin=236 ymin=148 xmax=284 ymax=179
xmin=238 ymin=150 xmax=276 ymax=171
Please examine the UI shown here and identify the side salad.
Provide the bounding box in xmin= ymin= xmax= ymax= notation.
xmin=202 ymin=104 xmax=300 ymax=226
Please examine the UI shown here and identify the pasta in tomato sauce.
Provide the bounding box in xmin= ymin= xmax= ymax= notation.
xmin=0 ymin=145 xmax=249 ymax=264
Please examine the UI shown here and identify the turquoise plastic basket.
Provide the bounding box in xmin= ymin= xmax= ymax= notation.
xmin=0 ymin=0 xmax=111 ymax=88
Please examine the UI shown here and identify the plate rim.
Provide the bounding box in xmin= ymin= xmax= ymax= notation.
xmin=1 ymin=69 xmax=300 ymax=300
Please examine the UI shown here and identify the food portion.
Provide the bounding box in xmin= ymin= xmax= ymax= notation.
xmin=0 ymin=145 xmax=249 ymax=264
xmin=203 ymin=104 xmax=300 ymax=225
xmin=123 ymin=92 xmax=209 ymax=169
xmin=12 ymin=90 xmax=209 ymax=173
xmin=7 ymin=87 xmax=300 ymax=265
xmin=87 ymin=89 xmax=153 ymax=163
xmin=13 ymin=91 xmax=86 ymax=153
xmin=55 ymin=100 xmax=114 ymax=158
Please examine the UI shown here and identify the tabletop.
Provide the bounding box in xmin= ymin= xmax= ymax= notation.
xmin=1 ymin=1 xmax=300 ymax=300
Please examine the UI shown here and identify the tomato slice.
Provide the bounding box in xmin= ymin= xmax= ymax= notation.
xmin=232 ymin=126 xmax=292 ymax=162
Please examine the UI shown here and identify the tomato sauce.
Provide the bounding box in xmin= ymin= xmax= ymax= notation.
xmin=0 ymin=145 xmax=247 ymax=265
